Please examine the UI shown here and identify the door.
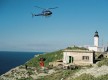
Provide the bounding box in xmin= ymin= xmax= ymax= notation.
xmin=69 ymin=56 xmax=73 ymax=63
xmin=69 ymin=56 xmax=71 ymax=63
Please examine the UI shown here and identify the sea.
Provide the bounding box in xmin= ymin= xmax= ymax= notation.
xmin=0 ymin=51 xmax=43 ymax=75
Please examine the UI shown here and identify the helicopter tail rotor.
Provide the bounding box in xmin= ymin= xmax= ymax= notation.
xmin=32 ymin=13 xmax=35 ymax=18
xmin=32 ymin=13 xmax=33 ymax=18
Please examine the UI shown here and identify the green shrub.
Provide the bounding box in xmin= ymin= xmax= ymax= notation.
xmin=38 ymin=70 xmax=76 ymax=80
xmin=97 ymin=58 xmax=108 ymax=67
xmin=73 ymin=73 xmax=96 ymax=80
xmin=73 ymin=74 xmax=108 ymax=80
xmin=97 ymin=74 xmax=108 ymax=80
xmin=17 ymin=77 xmax=33 ymax=80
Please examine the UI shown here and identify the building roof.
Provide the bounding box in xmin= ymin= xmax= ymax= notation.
xmin=63 ymin=49 xmax=93 ymax=53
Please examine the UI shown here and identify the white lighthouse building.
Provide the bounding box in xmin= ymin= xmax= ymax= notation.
xmin=88 ymin=31 xmax=104 ymax=52
xmin=94 ymin=31 xmax=99 ymax=47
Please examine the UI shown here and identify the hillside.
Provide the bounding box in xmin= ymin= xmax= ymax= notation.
xmin=1 ymin=46 xmax=108 ymax=80
xmin=25 ymin=50 xmax=63 ymax=68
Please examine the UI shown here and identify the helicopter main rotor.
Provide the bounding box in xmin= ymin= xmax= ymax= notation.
xmin=34 ymin=6 xmax=58 ymax=10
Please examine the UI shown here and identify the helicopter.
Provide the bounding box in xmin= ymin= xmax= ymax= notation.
xmin=32 ymin=6 xmax=58 ymax=17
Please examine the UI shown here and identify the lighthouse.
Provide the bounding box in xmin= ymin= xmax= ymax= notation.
xmin=88 ymin=31 xmax=104 ymax=52
xmin=94 ymin=31 xmax=99 ymax=47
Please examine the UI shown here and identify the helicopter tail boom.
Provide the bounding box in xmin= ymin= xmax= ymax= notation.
xmin=32 ymin=13 xmax=43 ymax=17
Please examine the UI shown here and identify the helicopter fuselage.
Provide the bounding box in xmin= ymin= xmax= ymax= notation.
xmin=42 ymin=10 xmax=52 ymax=16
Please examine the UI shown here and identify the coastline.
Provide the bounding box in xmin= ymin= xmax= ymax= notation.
xmin=0 ymin=51 xmax=43 ymax=75
xmin=0 ymin=64 xmax=56 ymax=80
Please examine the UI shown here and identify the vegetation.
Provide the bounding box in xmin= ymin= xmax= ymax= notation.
xmin=36 ymin=70 xmax=108 ymax=80
xmin=72 ymin=73 xmax=108 ymax=80
xmin=97 ymin=74 xmax=108 ymax=80
xmin=17 ymin=77 xmax=33 ymax=80
xmin=37 ymin=70 xmax=77 ymax=80
xmin=97 ymin=58 xmax=108 ymax=67
xmin=25 ymin=50 xmax=63 ymax=68
xmin=73 ymin=74 xmax=96 ymax=80
xmin=66 ymin=46 xmax=88 ymax=50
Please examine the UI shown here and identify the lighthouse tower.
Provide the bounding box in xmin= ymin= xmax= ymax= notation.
xmin=94 ymin=31 xmax=99 ymax=47
xmin=88 ymin=31 xmax=104 ymax=52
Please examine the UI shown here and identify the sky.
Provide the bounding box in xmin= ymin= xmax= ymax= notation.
xmin=0 ymin=0 xmax=108 ymax=52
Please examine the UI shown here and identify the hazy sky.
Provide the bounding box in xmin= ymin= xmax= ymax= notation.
xmin=0 ymin=0 xmax=108 ymax=52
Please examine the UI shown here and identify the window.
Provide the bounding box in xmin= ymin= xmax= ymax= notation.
xmin=82 ymin=56 xmax=89 ymax=61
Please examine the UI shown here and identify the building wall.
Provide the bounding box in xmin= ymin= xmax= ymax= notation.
xmin=88 ymin=46 xmax=98 ymax=52
xmin=88 ymin=46 xmax=105 ymax=52
xmin=63 ymin=51 xmax=94 ymax=65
